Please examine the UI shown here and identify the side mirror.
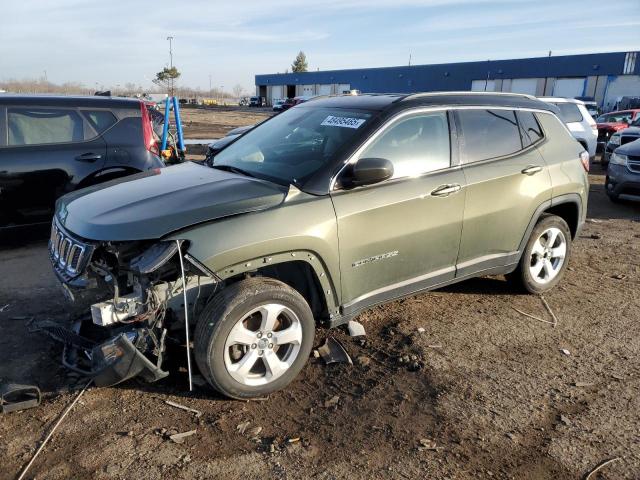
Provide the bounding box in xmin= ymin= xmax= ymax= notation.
xmin=345 ymin=157 xmax=394 ymax=188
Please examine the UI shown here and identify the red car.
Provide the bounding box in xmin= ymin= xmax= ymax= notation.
xmin=595 ymin=109 xmax=640 ymax=152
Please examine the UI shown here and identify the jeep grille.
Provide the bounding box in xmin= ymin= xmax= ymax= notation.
xmin=49 ymin=220 xmax=93 ymax=277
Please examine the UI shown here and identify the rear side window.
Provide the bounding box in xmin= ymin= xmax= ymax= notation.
xmin=8 ymin=108 xmax=84 ymax=146
xmin=359 ymin=111 xmax=450 ymax=178
xmin=82 ymin=110 xmax=117 ymax=133
xmin=457 ymin=109 xmax=521 ymax=163
xmin=517 ymin=111 xmax=544 ymax=146
xmin=553 ymin=103 xmax=583 ymax=123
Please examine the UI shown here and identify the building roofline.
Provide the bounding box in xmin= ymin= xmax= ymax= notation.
xmin=256 ymin=51 xmax=637 ymax=80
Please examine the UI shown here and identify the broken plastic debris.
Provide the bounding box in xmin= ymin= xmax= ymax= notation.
xmin=169 ymin=430 xmax=196 ymax=444
xmin=560 ymin=348 xmax=571 ymax=356
xmin=324 ymin=395 xmax=340 ymax=408
xmin=317 ymin=337 xmax=352 ymax=365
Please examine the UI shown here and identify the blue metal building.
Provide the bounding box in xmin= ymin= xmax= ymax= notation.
xmin=255 ymin=51 xmax=639 ymax=109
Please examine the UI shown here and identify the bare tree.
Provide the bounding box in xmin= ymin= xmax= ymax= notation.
xmin=232 ymin=84 xmax=244 ymax=99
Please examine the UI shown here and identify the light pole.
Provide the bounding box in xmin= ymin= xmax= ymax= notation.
xmin=209 ymin=75 xmax=212 ymax=99
xmin=167 ymin=36 xmax=174 ymax=96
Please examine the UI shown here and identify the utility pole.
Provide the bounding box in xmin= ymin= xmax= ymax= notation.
xmin=542 ymin=50 xmax=552 ymax=95
xmin=408 ymin=53 xmax=411 ymax=66
xmin=209 ymin=74 xmax=212 ymax=98
xmin=43 ymin=70 xmax=48 ymax=92
xmin=167 ymin=36 xmax=174 ymax=96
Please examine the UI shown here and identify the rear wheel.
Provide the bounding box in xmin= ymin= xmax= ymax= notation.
xmin=509 ymin=215 xmax=572 ymax=294
xmin=194 ymin=277 xmax=315 ymax=399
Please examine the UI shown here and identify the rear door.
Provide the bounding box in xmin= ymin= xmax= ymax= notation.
xmin=455 ymin=108 xmax=552 ymax=276
xmin=0 ymin=105 xmax=106 ymax=226
xmin=331 ymin=110 xmax=466 ymax=312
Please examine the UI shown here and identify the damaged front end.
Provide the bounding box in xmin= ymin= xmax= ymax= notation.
xmin=46 ymin=218 xmax=216 ymax=387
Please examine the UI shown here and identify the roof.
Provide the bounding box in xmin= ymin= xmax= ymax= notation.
xmin=0 ymin=94 xmax=142 ymax=109
xmin=256 ymin=52 xmax=640 ymax=91
xmin=539 ymin=97 xmax=585 ymax=105
xmin=298 ymin=92 xmax=559 ymax=113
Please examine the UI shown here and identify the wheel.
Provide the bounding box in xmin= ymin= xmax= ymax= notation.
xmin=605 ymin=178 xmax=621 ymax=203
xmin=194 ymin=277 xmax=315 ymax=399
xmin=607 ymin=192 xmax=621 ymax=203
xmin=509 ymin=215 xmax=572 ymax=294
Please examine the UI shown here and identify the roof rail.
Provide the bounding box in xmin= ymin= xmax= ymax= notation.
xmin=403 ymin=91 xmax=537 ymax=101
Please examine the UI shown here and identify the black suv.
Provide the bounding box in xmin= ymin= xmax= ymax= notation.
xmin=0 ymin=95 xmax=164 ymax=229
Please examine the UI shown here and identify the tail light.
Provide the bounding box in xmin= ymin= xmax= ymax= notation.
xmin=140 ymin=101 xmax=159 ymax=156
xmin=591 ymin=123 xmax=597 ymax=132
xmin=580 ymin=151 xmax=590 ymax=172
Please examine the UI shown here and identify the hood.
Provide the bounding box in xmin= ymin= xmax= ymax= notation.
xmin=57 ymin=162 xmax=288 ymax=241
xmin=617 ymin=126 xmax=640 ymax=136
xmin=616 ymin=138 xmax=640 ymax=156
xmin=597 ymin=122 xmax=629 ymax=131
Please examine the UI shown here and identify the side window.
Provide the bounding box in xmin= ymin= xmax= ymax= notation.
xmin=8 ymin=107 xmax=85 ymax=146
xmin=82 ymin=110 xmax=118 ymax=134
xmin=457 ymin=109 xmax=521 ymax=163
xmin=517 ymin=111 xmax=544 ymax=147
xmin=358 ymin=111 xmax=450 ymax=179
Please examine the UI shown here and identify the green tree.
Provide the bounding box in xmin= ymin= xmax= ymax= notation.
xmin=291 ymin=51 xmax=308 ymax=73
xmin=153 ymin=66 xmax=181 ymax=95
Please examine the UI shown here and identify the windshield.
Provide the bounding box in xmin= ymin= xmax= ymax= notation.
xmin=213 ymin=107 xmax=373 ymax=186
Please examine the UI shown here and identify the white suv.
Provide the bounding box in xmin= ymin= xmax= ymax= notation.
xmin=540 ymin=97 xmax=597 ymax=160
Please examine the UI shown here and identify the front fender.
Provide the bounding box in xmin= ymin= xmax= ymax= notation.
xmin=167 ymin=192 xmax=341 ymax=313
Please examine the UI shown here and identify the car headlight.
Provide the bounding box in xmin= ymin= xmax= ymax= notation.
xmin=609 ymin=135 xmax=621 ymax=146
xmin=130 ymin=241 xmax=182 ymax=273
xmin=610 ymin=152 xmax=628 ymax=166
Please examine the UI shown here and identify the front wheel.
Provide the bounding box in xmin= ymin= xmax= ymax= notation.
xmin=509 ymin=215 xmax=572 ymax=294
xmin=194 ymin=277 xmax=315 ymax=399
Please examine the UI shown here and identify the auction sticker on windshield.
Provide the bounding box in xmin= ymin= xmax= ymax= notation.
xmin=321 ymin=115 xmax=366 ymax=129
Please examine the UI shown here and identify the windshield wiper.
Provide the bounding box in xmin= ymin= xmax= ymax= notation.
xmin=210 ymin=164 xmax=256 ymax=178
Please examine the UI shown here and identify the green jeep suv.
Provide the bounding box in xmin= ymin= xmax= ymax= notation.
xmin=49 ymin=93 xmax=589 ymax=399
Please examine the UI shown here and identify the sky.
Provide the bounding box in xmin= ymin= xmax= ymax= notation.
xmin=1 ymin=0 xmax=639 ymax=93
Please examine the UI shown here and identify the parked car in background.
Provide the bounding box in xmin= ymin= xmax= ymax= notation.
xmin=540 ymin=97 xmax=597 ymax=160
xmin=605 ymin=138 xmax=640 ymax=203
xmin=0 ymin=95 xmax=163 ymax=229
xmin=603 ymin=116 xmax=640 ymax=164
xmin=595 ymin=109 xmax=640 ymax=160
xmin=204 ymin=125 xmax=254 ymax=164
xmin=249 ymin=96 xmax=266 ymax=107
xmin=272 ymin=99 xmax=286 ymax=112
xmin=48 ymin=92 xmax=588 ymax=398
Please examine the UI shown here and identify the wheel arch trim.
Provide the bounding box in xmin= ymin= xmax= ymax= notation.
xmin=214 ymin=250 xmax=340 ymax=317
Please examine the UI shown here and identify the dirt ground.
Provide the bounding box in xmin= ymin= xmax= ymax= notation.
xmin=0 ymin=110 xmax=639 ymax=479
xmin=178 ymin=105 xmax=272 ymax=139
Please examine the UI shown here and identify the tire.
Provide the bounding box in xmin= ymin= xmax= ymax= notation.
xmin=509 ymin=215 xmax=572 ymax=294
xmin=194 ymin=277 xmax=315 ymax=399
xmin=605 ymin=178 xmax=621 ymax=203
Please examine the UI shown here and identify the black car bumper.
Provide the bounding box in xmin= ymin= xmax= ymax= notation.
xmin=606 ymin=164 xmax=640 ymax=198
xmin=35 ymin=318 xmax=168 ymax=387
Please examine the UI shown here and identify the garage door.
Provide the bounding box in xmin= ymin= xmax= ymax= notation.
xmin=338 ymin=84 xmax=351 ymax=94
xmin=270 ymin=85 xmax=283 ymax=104
xmin=552 ymin=78 xmax=585 ymax=98
xmin=603 ymin=75 xmax=640 ymax=109
xmin=509 ymin=78 xmax=538 ymax=95
xmin=301 ymin=85 xmax=315 ymax=96
xmin=318 ymin=84 xmax=332 ymax=96
xmin=471 ymin=79 xmax=495 ymax=92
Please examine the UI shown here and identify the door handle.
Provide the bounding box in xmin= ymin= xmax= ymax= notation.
xmin=521 ymin=165 xmax=543 ymax=175
xmin=75 ymin=153 xmax=102 ymax=162
xmin=430 ymin=183 xmax=462 ymax=197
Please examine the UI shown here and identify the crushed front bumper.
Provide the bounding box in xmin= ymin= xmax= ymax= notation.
xmin=34 ymin=319 xmax=168 ymax=387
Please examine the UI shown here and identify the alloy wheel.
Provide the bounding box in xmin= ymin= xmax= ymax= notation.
xmin=528 ymin=227 xmax=567 ymax=285
xmin=223 ymin=303 xmax=303 ymax=386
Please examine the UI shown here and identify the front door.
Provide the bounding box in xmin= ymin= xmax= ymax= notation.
xmin=331 ymin=110 xmax=466 ymax=314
